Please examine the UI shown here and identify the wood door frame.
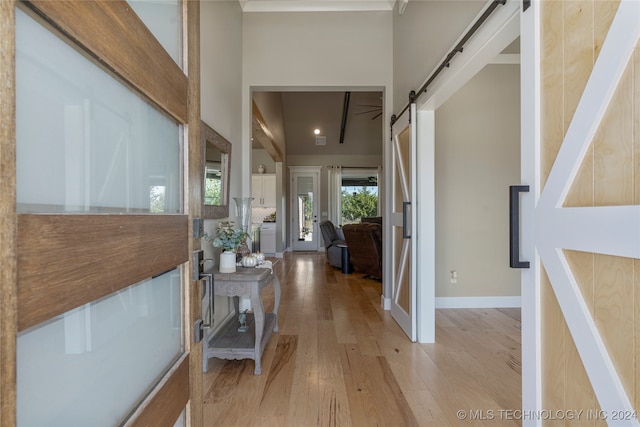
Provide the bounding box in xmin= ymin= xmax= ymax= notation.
xmin=0 ymin=1 xmax=17 ymax=425
xmin=0 ymin=1 xmax=203 ymax=426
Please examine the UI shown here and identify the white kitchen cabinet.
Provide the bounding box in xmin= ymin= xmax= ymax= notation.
xmin=251 ymin=174 xmax=276 ymax=207
xmin=260 ymin=222 xmax=276 ymax=254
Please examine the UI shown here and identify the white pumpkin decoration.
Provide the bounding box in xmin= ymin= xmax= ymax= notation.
xmin=241 ymin=254 xmax=258 ymax=268
xmin=254 ymin=252 xmax=266 ymax=264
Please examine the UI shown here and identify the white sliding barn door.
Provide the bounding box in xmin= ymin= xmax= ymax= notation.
xmin=522 ymin=1 xmax=640 ymax=424
xmin=390 ymin=104 xmax=417 ymax=342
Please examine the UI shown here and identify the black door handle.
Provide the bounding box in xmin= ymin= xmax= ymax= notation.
xmin=509 ymin=185 xmax=530 ymax=268
xmin=402 ymin=201 xmax=411 ymax=239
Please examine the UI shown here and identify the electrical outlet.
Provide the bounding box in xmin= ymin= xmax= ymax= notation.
xmin=450 ymin=270 xmax=458 ymax=284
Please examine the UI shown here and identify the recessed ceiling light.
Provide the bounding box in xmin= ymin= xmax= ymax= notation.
xmin=314 ymin=129 xmax=321 ymax=135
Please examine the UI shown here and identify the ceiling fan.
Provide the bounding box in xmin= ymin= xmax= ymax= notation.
xmin=354 ymin=104 xmax=382 ymax=120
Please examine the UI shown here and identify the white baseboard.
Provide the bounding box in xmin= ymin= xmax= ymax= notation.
xmin=381 ymin=296 xmax=391 ymax=310
xmin=275 ymin=252 xmax=284 ymax=258
xmin=435 ymin=296 xmax=521 ymax=309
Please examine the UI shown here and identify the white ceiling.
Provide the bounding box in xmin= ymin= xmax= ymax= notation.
xmin=239 ymin=0 xmax=396 ymax=13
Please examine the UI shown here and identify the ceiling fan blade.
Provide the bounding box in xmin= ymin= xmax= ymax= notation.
xmin=370 ymin=112 xmax=382 ymax=120
xmin=356 ymin=104 xmax=382 ymax=108
xmin=355 ymin=109 xmax=381 ymax=115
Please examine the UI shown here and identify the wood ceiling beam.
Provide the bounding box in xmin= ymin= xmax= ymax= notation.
xmin=252 ymin=101 xmax=283 ymax=162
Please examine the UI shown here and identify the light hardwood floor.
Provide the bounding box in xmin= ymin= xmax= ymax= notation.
xmin=203 ymin=253 xmax=521 ymax=426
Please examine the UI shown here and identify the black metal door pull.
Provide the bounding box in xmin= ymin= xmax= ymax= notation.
xmin=509 ymin=185 xmax=530 ymax=268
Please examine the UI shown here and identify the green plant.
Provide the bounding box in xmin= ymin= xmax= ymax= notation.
xmin=204 ymin=221 xmax=249 ymax=252
xmin=341 ymin=186 xmax=378 ymax=223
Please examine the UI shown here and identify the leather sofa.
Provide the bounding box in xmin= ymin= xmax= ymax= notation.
xmin=319 ymin=220 xmax=346 ymax=269
xmin=342 ymin=222 xmax=382 ymax=280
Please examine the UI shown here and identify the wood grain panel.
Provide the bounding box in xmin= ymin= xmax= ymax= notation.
xmin=594 ymin=56 xmax=634 ymax=206
xmin=125 ymin=354 xmax=190 ymax=427
xmin=593 ymin=0 xmax=620 ymax=62
xmin=564 ymin=247 xmax=599 ymax=426
xmin=594 ymin=254 xmax=635 ymax=398
xmin=560 ymin=12 xmax=596 ymax=418
xmin=540 ymin=2 xmax=568 ymax=418
xmin=541 ymin=0 xmax=565 ymax=189
xmin=185 ymin=1 xmax=203 ymax=426
xmin=565 ymin=323 xmax=597 ymax=427
xmin=564 ymin=0 xmax=594 ymax=208
xmin=17 ymin=214 xmax=188 ymax=331
xmin=23 ymin=0 xmax=188 ymax=124
xmin=0 ymin=1 xmax=17 ymax=425
xmin=542 ymin=274 xmax=566 ymax=424
xmin=540 ymin=1 xmax=639 ymax=418
xmin=565 ymin=251 xmax=595 ymax=315
xmin=591 ymin=24 xmax=636 ymax=406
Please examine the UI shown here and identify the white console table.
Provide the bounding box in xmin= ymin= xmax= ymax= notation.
xmin=203 ymin=259 xmax=280 ymax=375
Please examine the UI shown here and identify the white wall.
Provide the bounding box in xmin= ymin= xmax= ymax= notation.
xmin=392 ymin=1 xmax=485 ymax=114
xmin=243 ymin=11 xmax=393 ymax=88
xmin=242 ymin=11 xmax=393 ymax=252
xmin=200 ymin=0 xmax=244 ymax=328
xmin=252 ymin=148 xmax=275 ymax=174
xmin=435 ymin=64 xmax=520 ymax=299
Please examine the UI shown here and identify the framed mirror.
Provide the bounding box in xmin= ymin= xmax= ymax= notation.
xmin=202 ymin=120 xmax=231 ymax=219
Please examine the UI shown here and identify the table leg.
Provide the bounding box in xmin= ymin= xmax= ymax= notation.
xmin=232 ymin=295 xmax=240 ymax=315
xmin=251 ymin=290 xmax=265 ymax=375
xmin=341 ymin=246 xmax=353 ymax=274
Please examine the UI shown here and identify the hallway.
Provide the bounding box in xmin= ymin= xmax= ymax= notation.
xmin=203 ymin=253 xmax=521 ymax=426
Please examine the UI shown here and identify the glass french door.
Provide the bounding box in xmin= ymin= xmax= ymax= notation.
xmin=3 ymin=1 xmax=202 ymax=426
xmin=390 ymin=104 xmax=417 ymax=341
xmin=290 ymin=167 xmax=321 ymax=252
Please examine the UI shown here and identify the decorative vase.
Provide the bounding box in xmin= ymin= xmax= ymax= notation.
xmin=258 ymin=164 xmax=265 ymax=174
xmin=219 ymin=251 xmax=236 ymax=273
xmin=233 ymin=197 xmax=254 ymax=233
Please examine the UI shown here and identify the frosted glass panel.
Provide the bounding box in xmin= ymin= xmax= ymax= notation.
xmin=17 ymin=270 xmax=182 ymax=427
xmin=15 ymin=9 xmax=181 ymax=214
xmin=128 ymin=0 xmax=182 ymax=66
xmin=173 ymin=410 xmax=186 ymax=427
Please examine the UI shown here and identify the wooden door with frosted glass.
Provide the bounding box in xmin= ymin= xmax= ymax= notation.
xmin=0 ymin=1 xmax=203 ymax=426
